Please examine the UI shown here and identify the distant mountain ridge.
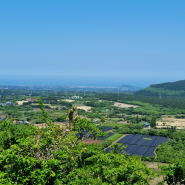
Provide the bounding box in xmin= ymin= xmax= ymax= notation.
xmin=119 ymin=85 xmax=142 ymax=92
xmin=135 ymin=80 xmax=185 ymax=96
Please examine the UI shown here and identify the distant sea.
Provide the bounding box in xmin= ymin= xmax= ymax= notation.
xmin=0 ymin=75 xmax=168 ymax=88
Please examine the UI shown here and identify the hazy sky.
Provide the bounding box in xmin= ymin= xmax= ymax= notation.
xmin=1 ymin=1 xmax=185 ymax=87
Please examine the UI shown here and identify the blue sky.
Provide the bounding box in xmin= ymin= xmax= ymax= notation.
xmin=0 ymin=0 xmax=185 ymax=87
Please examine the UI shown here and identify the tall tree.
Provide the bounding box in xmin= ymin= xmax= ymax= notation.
xmin=101 ymin=117 xmax=105 ymax=123
xmin=150 ymin=117 xmax=156 ymax=128
xmin=136 ymin=115 xmax=139 ymax=123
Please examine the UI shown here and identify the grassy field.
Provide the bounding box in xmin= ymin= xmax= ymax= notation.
xmin=61 ymin=99 xmax=75 ymax=102
xmin=76 ymin=105 xmax=91 ymax=112
xmin=157 ymin=117 xmax=185 ymax=129
xmin=106 ymin=133 xmax=122 ymax=142
xmin=16 ymin=100 xmax=28 ymax=105
xmin=105 ymin=118 xmax=124 ymax=123
xmin=114 ymin=102 xmax=139 ymax=108
xmin=48 ymin=111 xmax=67 ymax=118
xmin=0 ymin=111 xmax=4 ymax=115
xmin=103 ymin=122 xmax=125 ymax=127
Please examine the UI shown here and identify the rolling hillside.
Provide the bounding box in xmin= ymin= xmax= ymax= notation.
xmin=135 ymin=80 xmax=185 ymax=96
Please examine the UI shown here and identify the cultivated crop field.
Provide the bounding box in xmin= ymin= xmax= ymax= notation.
xmin=76 ymin=105 xmax=91 ymax=112
xmin=103 ymin=122 xmax=126 ymax=127
xmin=114 ymin=102 xmax=139 ymax=108
xmin=62 ymin=99 xmax=75 ymax=102
xmin=16 ymin=101 xmax=28 ymax=105
xmin=33 ymin=108 xmax=53 ymax=111
xmin=83 ymin=139 xmax=103 ymax=145
xmin=106 ymin=133 xmax=122 ymax=141
xmin=157 ymin=117 xmax=185 ymax=128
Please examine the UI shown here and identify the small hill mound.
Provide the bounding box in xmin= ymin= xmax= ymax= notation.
xmin=119 ymin=85 xmax=142 ymax=92
xmin=135 ymin=80 xmax=185 ymax=96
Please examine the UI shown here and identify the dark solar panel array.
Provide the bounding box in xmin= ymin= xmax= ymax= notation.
xmin=105 ymin=134 xmax=169 ymax=157
xmin=105 ymin=147 xmax=112 ymax=153
xmin=101 ymin=126 xmax=113 ymax=132
xmin=75 ymin=131 xmax=88 ymax=138
xmin=0 ymin=117 xmax=5 ymax=121
xmin=144 ymin=147 xmax=156 ymax=157
xmin=117 ymin=134 xmax=168 ymax=147
xmin=124 ymin=145 xmax=140 ymax=155
xmin=76 ymin=126 xmax=113 ymax=139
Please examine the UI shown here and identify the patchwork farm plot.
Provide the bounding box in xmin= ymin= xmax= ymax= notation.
xmin=61 ymin=99 xmax=75 ymax=102
xmin=157 ymin=117 xmax=185 ymax=129
xmin=83 ymin=140 xmax=103 ymax=145
xmin=114 ymin=102 xmax=139 ymax=108
xmin=106 ymin=134 xmax=169 ymax=157
xmin=16 ymin=101 xmax=28 ymax=105
xmin=75 ymin=105 xmax=91 ymax=112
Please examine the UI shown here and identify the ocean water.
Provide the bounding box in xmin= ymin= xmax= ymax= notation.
xmin=0 ymin=75 xmax=170 ymax=88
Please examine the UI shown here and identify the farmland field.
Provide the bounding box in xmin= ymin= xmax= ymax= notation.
xmin=83 ymin=139 xmax=103 ymax=145
xmin=33 ymin=108 xmax=53 ymax=111
xmin=103 ymin=122 xmax=126 ymax=127
xmin=114 ymin=102 xmax=139 ymax=108
xmin=98 ymin=100 xmax=103 ymax=102
xmin=49 ymin=105 xmax=58 ymax=108
xmin=62 ymin=99 xmax=75 ymax=102
xmin=106 ymin=133 xmax=122 ymax=141
xmin=157 ymin=117 xmax=185 ymax=128
xmin=76 ymin=105 xmax=91 ymax=112
xmin=16 ymin=100 xmax=28 ymax=105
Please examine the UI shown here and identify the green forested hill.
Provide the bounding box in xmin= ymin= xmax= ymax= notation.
xmin=135 ymin=80 xmax=185 ymax=96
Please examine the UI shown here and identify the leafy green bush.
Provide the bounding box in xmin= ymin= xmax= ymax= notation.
xmin=1 ymin=97 xmax=182 ymax=184
xmin=35 ymin=119 xmax=45 ymax=124
xmin=160 ymin=159 xmax=185 ymax=184
xmin=101 ymin=140 xmax=112 ymax=149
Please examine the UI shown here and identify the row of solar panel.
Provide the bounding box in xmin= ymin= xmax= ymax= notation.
xmin=117 ymin=134 xmax=168 ymax=147
xmin=0 ymin=117 xmax=5 ymax=121
xmin=75 ymin=126 xmax=113 ymax=139
xmin=123 ymin=145 xmax=155 ymax=157
xmin=76 ymin=132 xmax=114 ymax=139
xmin=105 ymin=145 xmax=155 ymax=157
xmin=97 ymin=126 xmax=112 ymax=132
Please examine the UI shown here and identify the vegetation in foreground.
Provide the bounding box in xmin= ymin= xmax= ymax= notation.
xmin=0 ymin=98 xmax=156 ymax=184
xmin=1 ymin=89 xmax=185 ymax=184
xmin=0 ymin=98 xmax=185 ymax=184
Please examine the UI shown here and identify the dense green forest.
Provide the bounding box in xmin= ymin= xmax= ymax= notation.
xmin=151 ymin=80 xmax=185 ymax=90
xmin=135 ymin=80 xmax=185 ymax=96
xmin=95 ymin=92 xmax=185 ymax=111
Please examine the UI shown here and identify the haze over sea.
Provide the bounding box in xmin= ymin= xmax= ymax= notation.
xmin=1 ymin=75 xmax=184 ymax=88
